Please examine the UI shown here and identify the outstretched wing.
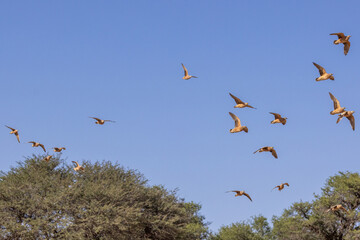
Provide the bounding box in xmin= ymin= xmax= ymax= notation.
xmin=5 ymin=125 xmax=15 ymax=131
xmin=104 ymin=120 xmax=116 ymax=123
xmin=339 ymin=206 xmax=349 ymax=213
xmin=329 ymin=92 xmax=340 ymax=109
xmin=181 ymin=63 xmax=188 ymax=76
xmin=347 ymin=115 xmax=355 ymax=131
xmin=229 ymin=112 xmax=241 ymax=127
xmin=330 ymin=33 xmax=345 ymax=39
xmin=28 ymin=141 xmax=35 ymax=144
xmin=253 ymin=149 xmax=260 ymax=154
xmin=243 ymin=192 xmax=252 ymax=201
xmin=313 ymin=62 xmax=326 ymax=75
xmin=284 ymin=183 xmax=289 ymax=187
xmin=229 ymin=93 xmax=244 ymax=105
xmin=72 ymin=161 xmax=80 ymax=168
xmin=15 ymin=133 xmax=20 ymax=143
xmin=226 ymin=190 xmax=240 ymax=194
xmin=90 ymin=117 xmax=102 ymax=122
xmin=269 ymin=112 xmax=281 ymax=119
xmin=336 ymin=114 xmax=344 ymax=124
xmin=39 ymin=144 xmax=46 ymax=152
xmin=271 ymin=149 xmax=278 ymax=159
xmin=344 ymin=42 xmax=350 ymax=56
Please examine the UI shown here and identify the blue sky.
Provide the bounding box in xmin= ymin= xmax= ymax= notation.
xmin=1 ymin=1 xmax=359 ymax=231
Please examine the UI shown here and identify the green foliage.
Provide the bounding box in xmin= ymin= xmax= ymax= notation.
xmin=0 ymin=155 xmax=208 ymax=239
xmin=210 ymin=215 xmax=273 ymax=240
xmin=272 ymin=172 xmax=360 ymax=240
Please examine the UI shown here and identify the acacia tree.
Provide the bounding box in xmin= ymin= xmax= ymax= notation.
xmin=210 ymin=215 xmax=273 ymax=240
xmin=273 ymin=172 xmax=360 ymax=240
xmin=0 ymin=155 xmax=209 ymax=239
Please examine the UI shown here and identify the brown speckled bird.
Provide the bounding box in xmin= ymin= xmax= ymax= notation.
xmin=330 ymin=33 xmax=351 ymax=55
xmin=269 ymin=112 xmax=287 ymax=125
xmin=229 ymin=112 xmax=248 ymax=133
xmin=43 ymin=155 xmax=52 ymax=162
xmin=313 ymin=62 xmax=334 ymax=81
xmin=28 ymin=141 xmax=46 ymax=152
xmin=53 ymin=147 xmax=66 ymax=152
xmin=329 ymin=92 xmax=345 ymax=115
xmin=229 ymin=93 xmax=256 ymax=109
xmin=5 ymin=125 xmax=20 ymax=143
xmin=226 ymin=190 xmax=252 ymax=201
xmin=254 ymin=146 xmax=278 ymax=159
xmin=326 ymin=204 xmax=348 ymax=214
xmin=72 ymin=161 xmax=84 ymax=172
xmin=337 ymin=111 xmax=355 ymax=131
xmin=273 ymin=183 xmax=289 ymax=191
xmin=181 ymin=63 xmax=197 ymax=80
xmin=89 ymin=117 xmax=115 ymax=125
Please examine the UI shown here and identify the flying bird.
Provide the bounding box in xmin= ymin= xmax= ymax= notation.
xmin=181 ymin=63 xmax=197 ymax=80
xmin=272 ymin=183 xmax=289 ymax=191
xmin=269 ymin=112 xmax=287 ymax=125
xmin=28 ymin=141 xmax=46 ymax=152
xmin=329 ymin=92 xmax=346 ymax=115
xmin=43 ymin=155 xmax=52 ymax=162
xmin=337 ymin=111 xmax=355 ymax=131
xmin=312 ymin=62 xmax=334 ymax=81
xmin=89 ymin=117 xmax=115 ymax=125
xmin=72 ymin=161 xmax=84 ymax=172
xmin=5 ymin=125 xmax=20 ymax=143
xmin=53 ymin=147 xmax=66 ymax=152
xmin=254 ymin=146 xmax=278 ymax=159
xmin=326 ymin=204 xmax=348 ymax=214
xmin=229 ymin=112 xmax=248 ymax=133
xmin=226 ymin=190 xmax=252 ymax=201
xmin=330 ymin=33 xmax=351 ymax=55
xmin=229 ymin=93 xmax=256 ymax=109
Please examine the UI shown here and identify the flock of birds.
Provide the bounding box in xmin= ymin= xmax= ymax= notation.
xmin=183 ymin=32 xmax=354 ymax=214
xmin=4 ymin=117 xmax=114 ymax=172
xmin=3 ymin=32 xmax=353 ymax=215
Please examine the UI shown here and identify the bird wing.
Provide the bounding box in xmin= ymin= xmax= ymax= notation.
xmin=15 ymin=133 xmax=20 ymax=143
xmin=336 ymin=114 xmax=344 ymax=124
xmin=270 ymin=112 xmax=281 ymax=119
xmin=28 ymin=141 xmax=35 ymax=144
xmin=226 ymin=190 xmax=240 ymax=194
xmin=39 ymin=144 xmax=46 ymax=152
xmin=313 ymin=62 xmax=326 ymax=75
xmin=339 ymin=206 xmax=348 ymax=213
xmin=90 ymin=117 xmax=102 ymax=122
xmin=253 ymin=149 xmax=260 ymax=154
xmin=104 ymin=120 xmax=116 ymax=123
xmin=5 ymin=125 xmax=15 ymax=131
xmin=72 ymin=161 xmax=80 ymax=167
xmin=229 ymin=112 xmax=241 ymax=127
xmin=329 ymin=92 xmax=340 ymax=109
xmin=229 ymin=93 xmax=244 ymax=105
xmin=247 ymin=104 xmax=256 ymax=109
xmin=181 ymin=63 xmax=188 ymax=76
xmin=243 ymin=192 xmax=252 ymax=201
xmin=344 ymin=42 xmax=350 ymax=56
xmin=284 ymin=183 xmax=289 ymax=187
xmin=271 ymin=149 xmax=278 ymax=159
xmin=272 ymin=186 xmax=280 ymax=191
xmin=330 ymin=33 xmax=345 ymax=39
xmin=347 ymin=115 xmax=355 ymax=131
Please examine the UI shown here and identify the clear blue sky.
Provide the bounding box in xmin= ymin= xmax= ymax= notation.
xmin=1 ymin=1 xmax=359 ymax=232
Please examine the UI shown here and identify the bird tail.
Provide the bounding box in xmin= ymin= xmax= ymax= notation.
xmin=244 ymin=126 xmax=248 ymax=133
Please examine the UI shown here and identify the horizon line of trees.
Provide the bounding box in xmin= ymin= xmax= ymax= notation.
xmin=0 ymin=155 xmax=359 ymax=239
